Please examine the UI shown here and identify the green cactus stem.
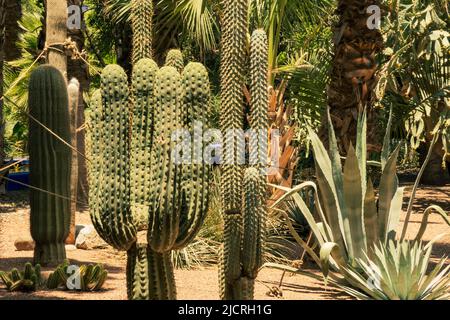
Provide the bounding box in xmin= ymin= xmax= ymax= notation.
xmin=219 ymin=0 xmax=248 ymax=216
xmin=130 ymin=58 xmax=159 ymax=230
xmin=131 ymin=0 xmax=153 ymax=63
xmin=28 ymin=65 xmax=71 ymax=266
xmin=90 ymin=65 xmax=137 ymax=251
xmin=164 ymin=49 xmax=184 ymax=73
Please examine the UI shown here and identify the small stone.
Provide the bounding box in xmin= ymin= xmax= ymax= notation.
xmin=65 ymin=244 xmax=77 ymax=251
xmin=14 ymin=239 xmax=35 ymax=251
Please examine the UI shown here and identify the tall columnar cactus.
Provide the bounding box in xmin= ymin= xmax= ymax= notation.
xmin=28 ymin=65 xmax=71 ymax=266
xmin=219 ymin=4 xmax=268 ymax=299
xmin=67 ymin=78 xmax=80 ymax=245
xmin=131 ymin=0 xmax=153 ymax=63
xmin=165 ymin=49 xmax=184 ymax=73
xmin=88 ymin=58 xmax=211 ymax=300
xmin=220 ymin=0 xmax=248 ymax=215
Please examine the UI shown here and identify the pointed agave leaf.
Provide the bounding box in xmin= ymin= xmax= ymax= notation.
xmin=378 ymin=144 xmax=400 ymax=242
xmin=270 ymin=181 xmax=331 ymax=245
xmin=385 ymin=187 xmax=405 ymax=242
xmin=320 ymin=242 xmax=344 ymax=284
xmin=308 ymin=127 xmax=348 ymax=258
xmin=325 ymin=111 xmax=351 ymax=254
xmin=414 ymin=205 xmax=450 ymax=242
xmin=343 ymin=144 xmax=366 ymax=262
xmin=364 ymin=178 xmax=378 ymax=255
xmin=356 ymin=110 xmax=367 ymax=209
xmin=381 ymin=106 xmax=393 ymax=169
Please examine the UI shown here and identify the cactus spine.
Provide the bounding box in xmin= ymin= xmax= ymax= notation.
xmin=131 ymin=0 xmax=153 ymax=63
xmin=28 ymin=65 xmax=71 ymax=266
xmin=219 ymin=3 xmax=268 ymax=298
xmin=88 ymin=59 xmax=211 ymax=299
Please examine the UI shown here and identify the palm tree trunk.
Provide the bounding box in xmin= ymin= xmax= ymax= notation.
xmin=323 ymin=0 xmax=384 ymax=154
xmin=0 ymin=0 xmax=6 ymax=168
xmin=4 ymin=0 xmax=21 ymax=61
xmin=45 ymin=0 xmax=67 ymax=75
xmin=67 ymin=0 xmax=89 ymax=209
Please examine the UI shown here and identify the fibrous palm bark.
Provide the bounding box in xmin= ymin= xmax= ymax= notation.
xmin=0 ymin=0 xmax=6 ymax=168
xmin=4 ymin=0 xmax=21 ymax=61
xmin=45 ymin=0 xmax=67 ymax=75
xmin=324 ymin=0 xmax=384 ymax=154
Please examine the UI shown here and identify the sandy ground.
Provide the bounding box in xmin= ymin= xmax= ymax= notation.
xmin=0 ymin=183 xmax=449 ymax=300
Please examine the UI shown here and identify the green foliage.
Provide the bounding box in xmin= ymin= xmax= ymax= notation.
xmin=28 ymin=65 xmax=71 ymax=266
xmin=379 ymin=0 xmax=450 ymax=154
xmin=47 ymin=260 xmax=108 ymax=292
xmin=3 ymin=1 xmax=43 ymax=156
xmin=0 ymin=263 xmax=43 ymax=292
xmin=339 ymin=240 xmax=450 ymax=300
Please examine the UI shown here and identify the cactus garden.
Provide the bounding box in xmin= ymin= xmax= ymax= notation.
xmin=0 ymin=0 xmax=449 ymax=302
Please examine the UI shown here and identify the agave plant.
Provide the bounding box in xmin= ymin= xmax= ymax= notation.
xmin=270 ymin=109 xmax=450 ymax=284
xmin=272 ymin=110 xmax=404 ymax=274
xmin=338 ymin=240 xmax=450 ymax=300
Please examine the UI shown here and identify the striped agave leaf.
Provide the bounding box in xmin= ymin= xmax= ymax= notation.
xmin=271 ymin=108 xmax=404 ymax=275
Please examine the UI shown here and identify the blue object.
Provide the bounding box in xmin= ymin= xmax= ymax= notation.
xmin=6 ymin=172 xmax=30 ymax=191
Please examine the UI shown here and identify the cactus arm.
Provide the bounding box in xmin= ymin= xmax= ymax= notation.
xmin=131 ymin=0 xmax=153 ymax=63
xmin=164 ymin=49 xmax=184 ymax=73
xmin=174 ymin=62 xmax=212 ymax=249
xmin=97 ymin=64 xmax=137 ymax=250
xmin=249 ymin=29 xmax=269 ymax=172
xmin=130 ymin=58 xmax=159 ymax=230
xmin=147 ymin=66 xmax=182 ymax=253
xmin=28 ymin=65 xmax=71 ymax=266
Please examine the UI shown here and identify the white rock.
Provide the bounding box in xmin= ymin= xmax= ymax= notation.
xmin=65 ymin=244 xmax=77 ymax=251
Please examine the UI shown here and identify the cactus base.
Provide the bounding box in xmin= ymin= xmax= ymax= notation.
xmin=33 ymin=242 xmax=66 ymax=267
xmin=127 ymin=244 xmax=176 ymax=300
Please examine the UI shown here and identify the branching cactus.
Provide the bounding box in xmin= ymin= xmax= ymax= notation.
xmin=28 ymin=65 xmax=71 ymax=266
xmin=131 ymin=0 xmax=153 ymax=64
xmin=219 ymin=2 xmax=269 ymax=299
xmin=87 ymin=59 xmax=211 ymax=300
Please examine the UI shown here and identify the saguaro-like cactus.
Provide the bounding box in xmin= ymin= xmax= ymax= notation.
xmin=219 ymin=3 xmax=268 ymax=298
xmin=28 ymin=65 xmax=71 ymax=266
xmin=131 ymin=0 xmax=153 ymax=63
xmin=88 ymin=59 xmax=211 ymax=300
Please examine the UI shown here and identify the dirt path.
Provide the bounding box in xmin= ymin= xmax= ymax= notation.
xmin=0 ymin=183 xmax=449 ymax=300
